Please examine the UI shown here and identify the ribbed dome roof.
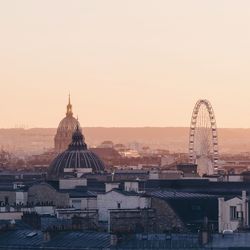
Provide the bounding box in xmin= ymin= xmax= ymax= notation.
xmin=49 ymin=126 xmax=105 ymax=179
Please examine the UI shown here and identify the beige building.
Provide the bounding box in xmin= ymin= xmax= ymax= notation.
xmin=218 ymin=191 xmax=249 ymax=233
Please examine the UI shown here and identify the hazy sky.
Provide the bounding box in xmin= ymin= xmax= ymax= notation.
xmin=0 ymin=0 xmax=250 ymax=128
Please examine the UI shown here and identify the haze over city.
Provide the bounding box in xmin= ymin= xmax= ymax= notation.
xmin=1 ymin=0 xmax=250 ymax=128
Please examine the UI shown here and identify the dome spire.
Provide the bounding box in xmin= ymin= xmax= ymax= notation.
xmin=66 ymin=93 xmax=73 ymax=117
xmin=68 ymin=93 xmax=71 ymax=105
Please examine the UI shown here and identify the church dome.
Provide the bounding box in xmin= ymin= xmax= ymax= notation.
xmin=57 ymin=116 xmax=80 ymax=134
xmin=54 ymin=95 xmax=81 ymax=153
xmin=49 ymin=125 xmax=105 ymax=179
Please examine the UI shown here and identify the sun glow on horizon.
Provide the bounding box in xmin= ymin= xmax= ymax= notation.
xmin=0 ymin=0 xmax=250 ymax=128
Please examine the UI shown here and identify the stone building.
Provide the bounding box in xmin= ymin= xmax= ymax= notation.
xmin=109 ymin=209 xmax=156 ymax=233
xmin=54 ymin=95 xmax=80 ymax=153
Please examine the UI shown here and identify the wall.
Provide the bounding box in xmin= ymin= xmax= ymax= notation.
xmin=109 ymin=209 xmax=156 ymax=233
xmin=16 ymin=191 xmax=28 ymax=205
xmin=20 ymin=206 xmax=55 ymax=215
xmin=0 ymin=212 xmax=23 ymax=220
xmin=0 ymin=191 xmax=27 ymax=206
xmin=105 ymin=183 xmax=120 ymax=192
xmin=97 ymin=190 xmax=151 ymax=221
xmin=109 ymin=197 xmax=187 ymax=233
xmin=70 ymin=197 xmax=97 ymax=210
xmin=227 ymin=175 xmax=243 ymax=182
xmin=59 ymin=178 xmax=87 ymax=189
xmin=34 ymin=206 xmax=55 ymax=215
xmin=218 ymin=196 xmax=249 ymax=233
xmin=124 ymin=182 xmax=139 ymax=192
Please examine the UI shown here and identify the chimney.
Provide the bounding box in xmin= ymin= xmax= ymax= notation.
xmin=43 ymin=231 xmax=51 ymax=242
xmin=110 ymin=234 xmax=118 ymax=246
xmin=242 ymin=191 xmax=248 ymax=228
xmin=242 ymin=190 xmax=247 ymax=203
xmin=218 ymin=197 xmax=225 ymax=233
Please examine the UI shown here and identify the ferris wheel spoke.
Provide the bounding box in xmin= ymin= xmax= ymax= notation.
xmin=188 ymin=99 xmax=219 ymax=172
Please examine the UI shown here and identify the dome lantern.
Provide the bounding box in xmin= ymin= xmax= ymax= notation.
xmin=66 ymin=94 xmax=73 ymax=117
xmin=68 ymin=124 xmax=87 ymax=151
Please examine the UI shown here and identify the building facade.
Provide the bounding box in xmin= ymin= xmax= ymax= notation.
xmin=218 ymin=191 xmax=249 ymax=233
xmin=54 ymin=95 xmax=80 ymax=153
xmin=97 ymin=189 xmax=151 ymax=222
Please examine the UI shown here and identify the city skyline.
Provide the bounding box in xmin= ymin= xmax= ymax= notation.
xmin=1 ymin=1 xmax=250 ymax=128
xmin=1 ymin=2 xmax=250 ymax=247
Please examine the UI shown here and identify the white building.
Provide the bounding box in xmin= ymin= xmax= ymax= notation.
xmin=124 ymin=181 xmax=139 ymax=192
xmin=25 ymin=206 xmax=54 ymax=215
xmin=97 ymin=189 xmax=151 ymax=222
xmin=59 ymin=178 xmax=87 ymax=190
xmin=69 ymin=194 xmax=97 ymax=210
xmin=56 ymin=208 xmax=97 ymax=220
xmin=0 ymin=189 xmax=28 ymax=206
xmin=218 ymin=191 xmax=249 ymax=233
xmin=105 ymin=182 xmax=120 ymax=193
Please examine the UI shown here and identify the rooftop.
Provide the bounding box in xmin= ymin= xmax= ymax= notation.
xmin=0 ymin=229 xmax=111 ymax=249
xmin=150 ymin=190 xmax=218 ymax=200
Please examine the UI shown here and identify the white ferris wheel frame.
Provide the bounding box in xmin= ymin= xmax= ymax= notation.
xmin=189 ymin=99 xmax=219 ymax=169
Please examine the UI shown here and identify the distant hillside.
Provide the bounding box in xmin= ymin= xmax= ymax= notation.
xmin=0 ymin=127 xmax=250 ymax=155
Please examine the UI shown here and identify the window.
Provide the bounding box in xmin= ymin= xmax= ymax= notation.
xmin=72 ymin=200 xmax=81 ymax=210
xmin=230 ymin=206 xmax=237 ymax=220
xmin=117 ymin=203 xmax=121 ymax=209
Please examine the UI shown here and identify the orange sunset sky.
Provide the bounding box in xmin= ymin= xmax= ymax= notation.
xmin=0 ymin=0 xmax=250 ymax=128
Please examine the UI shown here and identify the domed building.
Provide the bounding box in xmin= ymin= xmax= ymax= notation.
xmin=48 ymin=125 xmax=105 ymax=180
xmin=54 ymin=95 xmax=80 ymax=153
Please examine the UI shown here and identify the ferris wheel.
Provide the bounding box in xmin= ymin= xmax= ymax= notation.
xmin=189 ymin=99 xmax=219 ymax=175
